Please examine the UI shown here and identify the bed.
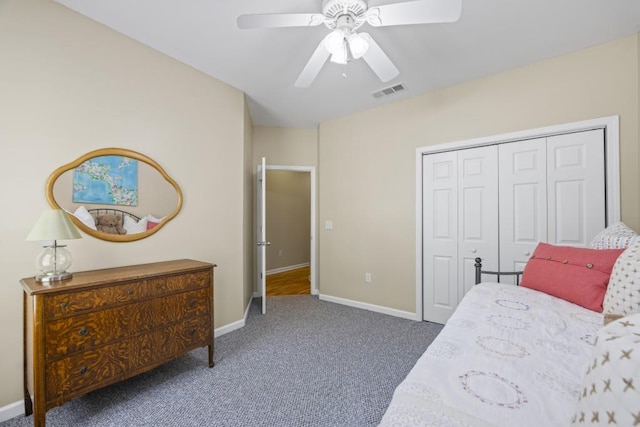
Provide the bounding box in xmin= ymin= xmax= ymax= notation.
xmin=379 ymin=227 xmax=640 ymax=426
xmin=378 ymin=280 xmax=601 ymax=426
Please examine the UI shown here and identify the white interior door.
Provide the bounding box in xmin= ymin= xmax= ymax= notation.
xmin=423 ymin=151 xmax=458 ymax=323
xmin=256 ymin=157 xmax=268 ymax=314
xmin=498 ymin=138 xmax=548 ymax=281
xmin=458 ymin=146 xmax=499 ymax=294
xmin=547 ymin=129 xmax=605 ymax=246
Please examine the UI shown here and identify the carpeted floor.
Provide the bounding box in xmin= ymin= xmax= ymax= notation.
xmin=2 ymin=295 xmax=442 ymax=427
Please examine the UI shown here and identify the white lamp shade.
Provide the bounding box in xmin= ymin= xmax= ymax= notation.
xmin=348 ymin=33 xmax=369 ymax=59
xmin=26 ymin=209 xmax=82 ymax=241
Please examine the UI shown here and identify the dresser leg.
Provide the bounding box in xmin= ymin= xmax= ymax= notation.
xmin=208 ymin=344 xmax=214 ymax=368
xmin=33 ymin=406 xmax=46 ymax=427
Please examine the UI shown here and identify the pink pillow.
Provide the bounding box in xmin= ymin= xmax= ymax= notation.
xmin=146 ymin=221 xmax=159 ymax=230
xmin=521 ymin=242 xmax=624 ymax=312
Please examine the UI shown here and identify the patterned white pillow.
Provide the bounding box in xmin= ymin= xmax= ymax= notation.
xmin=72 ymin=205 xmax=97 ymax=230
xmin=603 ymin=239 xmax=640 ymax=324
xmin=590 ymin=222 xmax=638 ymax=249
xmin=571 ymin=314 xmax=640 ymax=425
xmin=123 ymin=215 xmax=148 ymax=234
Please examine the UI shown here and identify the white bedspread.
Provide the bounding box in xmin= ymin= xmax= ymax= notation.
xmin=379 ymin=282 xmax=602 ymax=427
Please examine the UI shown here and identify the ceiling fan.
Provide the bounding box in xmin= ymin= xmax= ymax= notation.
xmin=237 ymin=0 xmax=462 ymax=88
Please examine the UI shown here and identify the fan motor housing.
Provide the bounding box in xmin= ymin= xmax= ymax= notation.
xmin=322 ymin=0 xmax=368 ymax=30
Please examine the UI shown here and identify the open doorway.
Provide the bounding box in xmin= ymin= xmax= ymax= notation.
xmin=265 ymin=169 xmax=311 ymax=296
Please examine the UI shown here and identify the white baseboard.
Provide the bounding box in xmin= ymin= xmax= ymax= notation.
xmin=213 ymin=298 xmax=252 ymax=337
xmin=0 ymin=400 xmax=25 ymax=423
xmin=318 ymin=294 xmax=419 ymax=321
xmin=266 ymin=262 xmax=309 ymax=275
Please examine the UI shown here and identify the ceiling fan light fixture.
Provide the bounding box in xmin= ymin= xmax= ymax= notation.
xmin=323 ymin=29 xmax=346 ymax=55
xmin=348 ymin=32 xmax=369 ymax=58
xmin=329 ymin=43 xmax=348 ymax=64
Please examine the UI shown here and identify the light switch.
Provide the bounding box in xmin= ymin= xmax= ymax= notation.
xmin=325 ymin=220 xmax=333 ymax=229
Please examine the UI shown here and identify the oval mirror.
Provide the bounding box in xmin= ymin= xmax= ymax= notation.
xmin=46 ymin=148 xmax=183 ymax=242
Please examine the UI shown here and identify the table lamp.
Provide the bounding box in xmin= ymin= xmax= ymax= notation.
xmin=26 ymin=209 xmax=82 ymax=283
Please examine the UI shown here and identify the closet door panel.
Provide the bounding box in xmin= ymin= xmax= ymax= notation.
xmin=458 ymin=146 xmax=499 ymax=295
xmin=547 ymin=130 xmax=605 ymax=246
xmin=423 ymin=152 xmax=458 ymax=323
xmin=499 ymin=139 xmax=547 ymax=282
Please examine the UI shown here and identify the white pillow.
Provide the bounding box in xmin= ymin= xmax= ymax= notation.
xmin=123 ymin=215 xmax=148 ymax=234
xmin=145 ymin=214 xmax=166 ymax=223
xmin=73 ymin=206 xmax=97 ymax=230
xmin=603 ymin=238 xmax=640 ymax=324
xmin=590 ymin=222 xmax=638 ymax=249
xmin=571 ymin=313 xmax=640 ymax=425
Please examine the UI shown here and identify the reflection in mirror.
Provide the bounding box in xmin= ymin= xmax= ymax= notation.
xmin=46 ymin=148 xmax=183 ymax=242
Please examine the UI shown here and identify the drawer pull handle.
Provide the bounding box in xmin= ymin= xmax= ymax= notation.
xmin=188 ymin=300 xmax=197 ymax=308
xmin=190 ymin=329 xmax=196 ymax=336
xmin=156 ymin=283 xmax=164 ymax=289
xmin=60 ymin=301 xmax=69 ymax=308
xmin=78 ymin=327 xmax=88 ymax=336
xmin=127 ymin=289 xmax=134 ymax=295
xmin=79 ymin=366 xmax=88 ymax=375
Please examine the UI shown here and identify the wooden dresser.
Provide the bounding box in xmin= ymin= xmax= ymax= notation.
xmin=21 ymin=259 xmax=215 ymax=427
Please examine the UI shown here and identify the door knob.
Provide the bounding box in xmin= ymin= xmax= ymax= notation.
xmin=524 ymin=251 xmax=530 ymax=257
xmin=471 ymin=248 xmax=477 ymax=253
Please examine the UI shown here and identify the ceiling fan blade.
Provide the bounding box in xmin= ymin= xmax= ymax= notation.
xmin=367 ymin=0 xmax=462 ymax=27
xmin=360 ymin=33 xmax=399 ymax=82
xmin=295 ymin=39 xmax=331 ymax=88
xmin=237 ymin=13 xmax=325 ymax=29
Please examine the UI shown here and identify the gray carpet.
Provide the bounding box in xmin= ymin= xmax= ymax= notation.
xmin=2 ymin=295 xmax=442 ymax=427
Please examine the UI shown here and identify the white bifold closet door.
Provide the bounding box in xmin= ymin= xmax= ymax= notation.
xmin=423 ymin=129 xmax=606 ymax=323
xmin=498 ymin=130 xmax=606 ymax=283
xmin=423 ymin=146 xmax=499 ymax=324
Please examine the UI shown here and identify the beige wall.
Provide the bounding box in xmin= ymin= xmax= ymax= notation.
xmin=243 ymin=100 xmax=255 ymax=308
xmin=266 ymin=171 xmax=311 ymax=271
xmin=0 ymin=0 xmax=248 ymax=408
xmin=318 ymin=34 xmax=640 ymax=314
xmin=253 ymin=126 xmax=318 ymax=167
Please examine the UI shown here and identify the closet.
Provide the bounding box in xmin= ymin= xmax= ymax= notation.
xmin=422 ymin=129 xmax=606 ymax=323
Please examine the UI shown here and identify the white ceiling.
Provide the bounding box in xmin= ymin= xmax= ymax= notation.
xmin=54 ymin=0 xmax=640 ymax=128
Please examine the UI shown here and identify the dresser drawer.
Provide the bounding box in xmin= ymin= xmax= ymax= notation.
xmin=45 ymin=280 xmax=146 ymax=319
xmin=164 ymin=288 xmax=210 ymax=322
xmin=45 ymin=306 xmax=130 ymax=359
xmin=128 ymin=315 xmax=211 ymax=369
xmin=129 ymin=288 xmax=211 ymax=333
xmin=145 ymin=271 xmax=209 ymax=297
xmin=152 ymin=315 xmax=211 ymax=359
xmin=46 ymin=340 xmax=129 ymax=401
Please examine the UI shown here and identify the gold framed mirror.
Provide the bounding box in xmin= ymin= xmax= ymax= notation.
xmin=46 ymin=148 xmax=183 ymax=242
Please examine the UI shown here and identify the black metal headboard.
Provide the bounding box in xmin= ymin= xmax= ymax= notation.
xmin=474 ymin=257 xmax=524 ymax=286
xmin=87 ymin=208 xmax=141 ymax=226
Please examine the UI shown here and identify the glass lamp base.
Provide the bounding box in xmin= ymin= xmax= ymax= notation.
xmin=36 ymin=272 xmax=73 ymax=283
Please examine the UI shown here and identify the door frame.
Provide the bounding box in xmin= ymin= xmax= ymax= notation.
xmin=259 ymin=165 xmax=318 ymax=295
xmin=415 ymin=115 xmax=620 ymax=321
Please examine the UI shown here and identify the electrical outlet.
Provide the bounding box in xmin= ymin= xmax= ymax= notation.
xmin=278 ymin=249 xmax=283 ymax=256
xmin=365 ymin=273 xmax=371 ymax=283
xmin=325 ymin=220 xmax=333 ymax=229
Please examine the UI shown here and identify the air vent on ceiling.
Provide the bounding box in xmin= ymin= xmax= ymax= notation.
xmin=372 ymin=83 xmax=406 ymax=99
